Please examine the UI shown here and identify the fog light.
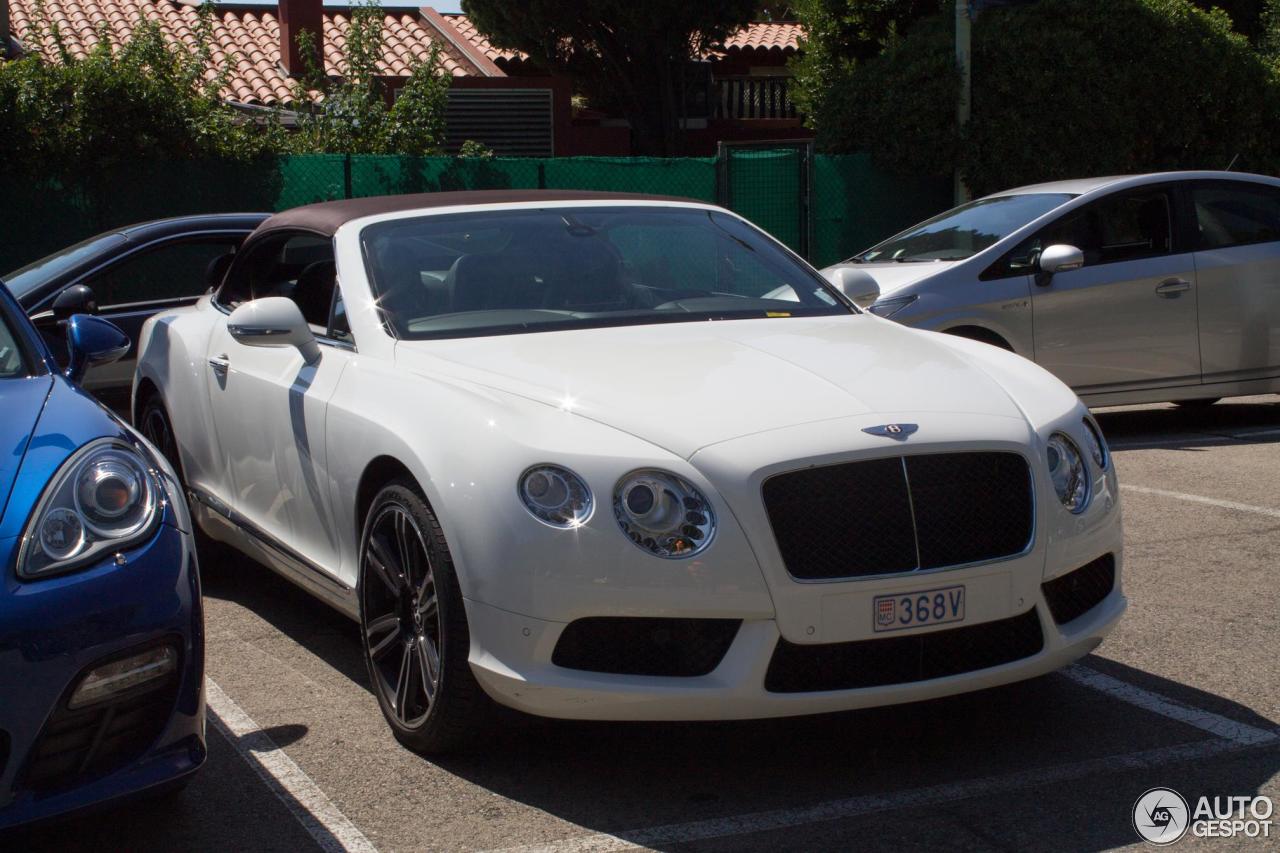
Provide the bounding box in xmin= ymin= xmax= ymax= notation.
xmin=68 ymin=645 xmax=177 ymax=709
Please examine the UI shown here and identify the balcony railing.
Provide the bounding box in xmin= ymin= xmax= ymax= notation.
xmin=714 ymin=76 xmax=797 ymax=120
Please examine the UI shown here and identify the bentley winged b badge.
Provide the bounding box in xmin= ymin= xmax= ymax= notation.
xmin=862 ymin=423 xmax=919 ymax=440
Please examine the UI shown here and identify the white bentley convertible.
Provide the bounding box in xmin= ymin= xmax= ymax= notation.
xmin=134 ymin=191 xmax=1125 ymax=753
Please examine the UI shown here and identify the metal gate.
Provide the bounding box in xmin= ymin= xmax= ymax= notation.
xmin=716 ymin=140 xmax=814 ymax=260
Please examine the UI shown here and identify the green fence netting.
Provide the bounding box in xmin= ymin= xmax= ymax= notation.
xmin=0 ymin=153 xmax=948 ymax=278
xmin=811 ymin=153 xmax=954 ymax=268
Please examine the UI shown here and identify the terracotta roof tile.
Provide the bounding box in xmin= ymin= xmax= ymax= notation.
xmin=720 ymin=21 xmax=804 ymax=53
xmin=441 ymin=13 xmax=522 ymax=64
xmin=441 ymin=13 xmax=804 ymax=65
xmin=9 ymin=0 xmax=485 ymax=106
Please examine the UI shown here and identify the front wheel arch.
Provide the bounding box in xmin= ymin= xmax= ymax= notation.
xmin=942 ymin=325 xmax=1015 ymax=353
xmin=355 ymin=455 xmax=419 ymax=547
xmin=133 ymin=377 xmax=161 ymax=426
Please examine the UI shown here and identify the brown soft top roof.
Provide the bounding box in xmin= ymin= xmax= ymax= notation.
xmin=252 ymin=190 xmax=704 ymax=238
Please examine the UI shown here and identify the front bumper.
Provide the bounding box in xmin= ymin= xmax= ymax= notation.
xmin=0 ymin=522 xmax=204 ymax=830
xmin=466 ymin=578 xmax=1125 ymax=721
xmin=461 ymin=403 xmax=1124 ymax=721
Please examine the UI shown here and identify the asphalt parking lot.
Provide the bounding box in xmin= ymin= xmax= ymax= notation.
xmin=12 ymin=395 xmax=1280 ymax=852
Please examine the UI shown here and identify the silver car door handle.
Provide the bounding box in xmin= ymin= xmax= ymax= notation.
xmin=208 ymin=354 xmax=230 ymax=375
xmin=1155 ymin=279 xmax=1192 ymax=297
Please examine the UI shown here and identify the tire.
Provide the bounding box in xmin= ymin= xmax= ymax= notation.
xmin=138 ymin=393 xmax=227 ymax=564
xmin=138 ymin=394 xmax=184 ymax=485
xmin=358 ymin=479 xmax=491 ymax=754
xmin=1173 ymin=398 xmax=1221 ymax=408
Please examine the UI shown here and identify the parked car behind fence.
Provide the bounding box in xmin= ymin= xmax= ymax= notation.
xmin=822 ymin=171 xmax=1280 ymax=408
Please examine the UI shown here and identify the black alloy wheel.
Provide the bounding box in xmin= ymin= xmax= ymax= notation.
xmin=359 ymin=480 xmax=489 ymax=753
xmin=139 ymin=395 xmax=182 ymax=481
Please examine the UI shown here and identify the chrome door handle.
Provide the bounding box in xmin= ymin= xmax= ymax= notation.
xmin=1155 ymin=279 xmax=1192 ymax=297
xmin=208 ymin=354 xmax=230 ymax=375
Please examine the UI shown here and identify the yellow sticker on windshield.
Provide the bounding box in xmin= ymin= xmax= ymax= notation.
xmin=766 ymin=311 xmax=792 ymax=318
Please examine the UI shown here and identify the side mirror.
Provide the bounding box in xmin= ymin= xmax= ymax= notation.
xmin=227 ymin=297 xmax=320 ymax=364
xmin=1038 ymin=244 xmax=1084 ymax=279
xmin=52 ymin=284 xmax=99 ymax=322
xmin=65 ymin=314 xmax=130 ymax=383
xmin=823 ymin=267 xmax=881 ymax=308
xmin=205 ymin=252 xmax=234 ymax=292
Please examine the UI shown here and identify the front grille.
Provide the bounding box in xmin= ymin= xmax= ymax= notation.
xmin=763 ymin=452 xmax=1033 ymax=580
xmin=764 ymin=608 xmax=1044 ymax=693
xmin=1042 ymin=554 xmax=1116 ymax=625
xmin=22 ymin=657 xmax=180 ymax=795
xmin=552 ymin=617 xmax=741 ymax=677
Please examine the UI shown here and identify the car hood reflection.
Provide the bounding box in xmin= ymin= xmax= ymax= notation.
xmin=397 ymin=315 xmax=1026 ymax=460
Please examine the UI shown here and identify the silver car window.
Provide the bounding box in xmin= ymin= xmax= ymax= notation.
xmin=854 ymin=193 xmax=1074 ymax=263
xmin=1192 ymin=182 xmax=1280 ymax=249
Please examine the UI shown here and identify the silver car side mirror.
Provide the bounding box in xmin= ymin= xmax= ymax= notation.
xmin=823 ymin=267 xmax=881 ymax=308
xmin=1039 ymin=244 xmax=1085 ymax=276
xmin=227 ymin=297 xmax=320 ymax=364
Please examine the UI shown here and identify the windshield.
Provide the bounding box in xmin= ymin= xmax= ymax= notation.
xmin=361 ymin=206 xmax=850 ymax=340
xmin=3 ymin=232 xmax=129 ymax=300
xmin=854 ymin=193 xmax=1075 ymax=263
xmin=0 ymin=292 xmax=34 ymax=377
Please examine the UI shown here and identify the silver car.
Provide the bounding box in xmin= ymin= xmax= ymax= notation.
xmin=823 ymin=171 xmax=1280 ymax=407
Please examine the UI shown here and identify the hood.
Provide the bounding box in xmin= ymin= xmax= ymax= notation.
xmin=823 ymin=260 xmax=957 ymax=298
xmin=396 ymin=315 xmax=1026 ymax=460
xmin=0 ymin=376 xmax=53 ymax=522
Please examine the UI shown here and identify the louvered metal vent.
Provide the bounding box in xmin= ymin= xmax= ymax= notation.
xmin=444 ymin=89 xmax=554 ymax=156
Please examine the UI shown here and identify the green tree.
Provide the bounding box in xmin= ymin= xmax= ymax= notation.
xmin=290 ymin=1 xmax=449 ymax=155
xmin=802 ymin=0 xmax=1280 ymax=195
xmin=1191 ymin=0 xmax=1267 ymax=41
xmin=789 ymin=0 xmax=942 ymax=129
xmin=461 ymin=0 xmax=758 ymax=155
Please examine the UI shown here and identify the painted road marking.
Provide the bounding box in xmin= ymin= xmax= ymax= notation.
xmin=487 ymin=667 xmax=1279 ymax=853
xmin=206 ymin=678 xmax=379 ymax=853
xmin=1120 ymin=484 xmax=1280 ymax=520
xmin=1061 ymin=665 xmax=1275 ymax=745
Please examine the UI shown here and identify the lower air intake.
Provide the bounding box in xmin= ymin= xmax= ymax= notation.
xmin=764 ymin=608 xmax=1044 ymax=693
xmin=1042 ymin=554 xmax=1116 ymax=625
xmin=552 ymin=617 xmax=741 ymax=677
xmin=22 ymin=648 xmax=180 ymax=795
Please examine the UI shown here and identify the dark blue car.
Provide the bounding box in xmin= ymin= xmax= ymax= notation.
xmin=0 ymin=280 xmax=203 ymax=829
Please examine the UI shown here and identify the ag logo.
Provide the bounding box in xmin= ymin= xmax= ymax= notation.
xmin=1133 ymin=787 xmax=1190 ymax=845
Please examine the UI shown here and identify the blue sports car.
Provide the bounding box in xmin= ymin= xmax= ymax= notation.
xmin=0 ymin=280 xmax=204 ymax=828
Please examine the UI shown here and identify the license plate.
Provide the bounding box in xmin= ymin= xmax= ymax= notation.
xmin=873 ymin=585 xmax=966 ymax=633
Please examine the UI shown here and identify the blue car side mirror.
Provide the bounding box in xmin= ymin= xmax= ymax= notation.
xmin=65 ymin=314 xmax=130 ymax=383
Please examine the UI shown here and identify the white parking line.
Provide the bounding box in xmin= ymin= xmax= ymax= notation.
xmin=1120 ymin=484 xmax=1280 ymax=520
xmin=486 ymin=667 xmax=1279 ymax=853
xmin=1061 ymin=665 xmax=1276 ymax=745
xmin=206 ymin=679 xmax=379 ymax=853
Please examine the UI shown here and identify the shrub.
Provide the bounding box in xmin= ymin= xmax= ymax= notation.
xmin=803 ymin=0 xmax=1280 ymax=196
xmin=0 ymin=6 xmax=284 ymax=184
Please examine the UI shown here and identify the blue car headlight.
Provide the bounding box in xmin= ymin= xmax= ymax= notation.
xmin=17 ymin=438 xmax=164 ymax=579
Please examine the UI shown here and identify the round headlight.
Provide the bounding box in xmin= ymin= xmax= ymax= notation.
xmin=519 ymin=465 xmax=593 ymax=528
xmin=1081 ymin=417 xmax=1108 ymax=470
xmin=74 ymin=450 xmax=154 ymax=538
xmin=613 ymin=470 xmax=716 ymax=558
xmin=18 ymin=438 xmax=162 ymax=579
xmin=1046 ymin=432 xmax=1089 ymax=513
